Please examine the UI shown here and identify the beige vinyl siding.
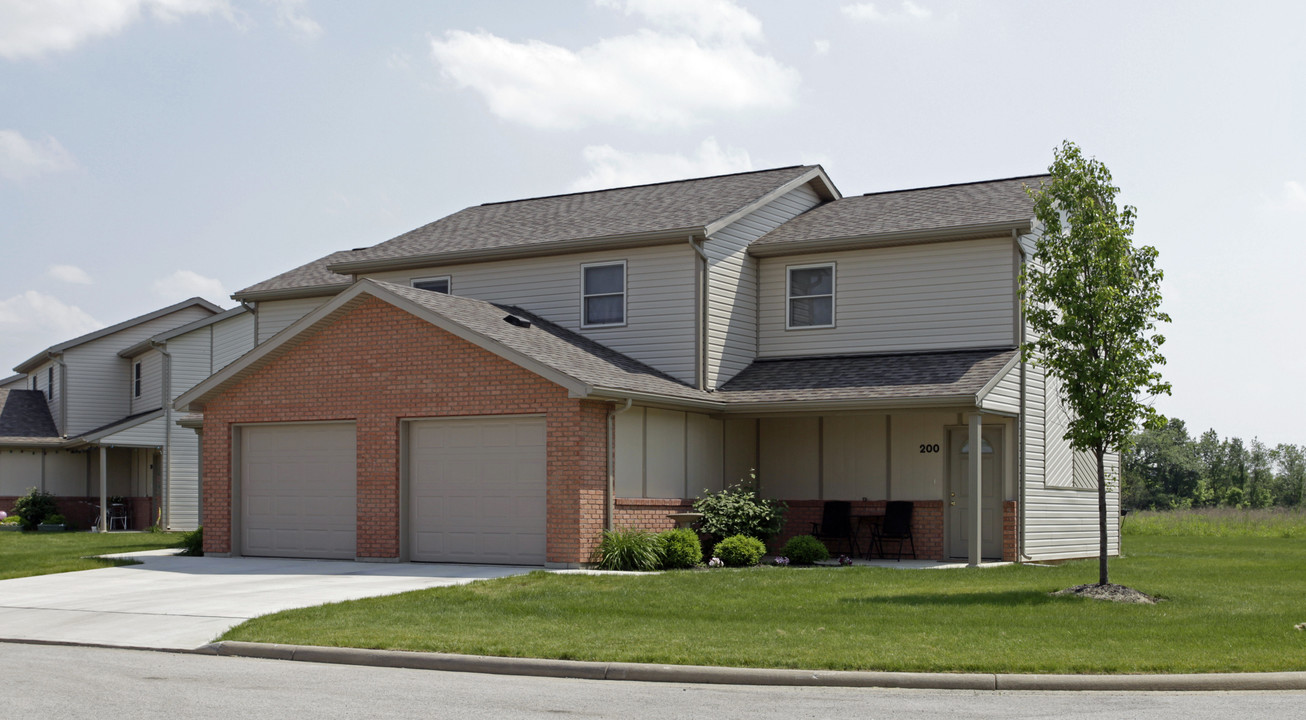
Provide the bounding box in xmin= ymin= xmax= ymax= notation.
xmin=63 ymin=306 xmax=214 ymax=436
xmin=129 ymin=350 xmax=163 ymax=415
xmin=757 ymin=237 xmax=1016 ymax=358
xmin=0 ymin=450 xmax=87 ymax=496
xmin=98 ymin=415 xmax=166 ymax=447
xmin=164 ymin=328 xmax=217 ymax=530
xmin=212 ymin=312 xmax=255 ymax=370
xmin=758 ymin=417 xmax=820 ymax=499
xmin=823 ymin=414 xmax=888 ymax=500
xmin=0 ymin=450 xmax=43 ymax=495
xmin=364 ymin=244 xmax=698 ymax=384
xmin=979 ymin=361 xmax=1022 ymax=415
xmin=613 ymin=406 xmax=723 ymax=498
xmin=256 ymin=297 xmax=330 ymax=344
xmin=705 ymin=183 xmax=823 ymax=387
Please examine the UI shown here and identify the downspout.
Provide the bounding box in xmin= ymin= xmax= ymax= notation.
xmin=688 ymin=236 xmax=710 ymax=391
xmin=607 ymin=398 xmax=634 ymax=531
xmin=241 ymin=300 xmax=258 ymax=344
xmin=151 ymin=340 xmax=172 ymax=529
xmin=1013 ymin=229 xmax=1030 ymax=561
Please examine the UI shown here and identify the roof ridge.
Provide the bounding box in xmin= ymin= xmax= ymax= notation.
xmin=478 ymin=165 xmax=811 ymax=207
xmin=860 ymin=174 xmax=1050 ymax=198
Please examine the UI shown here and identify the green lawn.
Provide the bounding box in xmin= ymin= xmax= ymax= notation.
xmin=0 ymin=531 xmax=183 ymax=580
xmin=221 ymin=528 xmax=1306 ymax=674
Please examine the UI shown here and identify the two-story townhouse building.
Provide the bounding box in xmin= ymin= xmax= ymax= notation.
xmin=177 ymin=166 xmax=1118 ymax=567
xmin=0 ymin=298 xmax=241 ymax=529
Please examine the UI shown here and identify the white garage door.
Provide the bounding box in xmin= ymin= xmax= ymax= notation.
xmin=408 ymin=416 xmax=546 ymax=565
xmin=240 ymin=423 xmax=356 ymax=560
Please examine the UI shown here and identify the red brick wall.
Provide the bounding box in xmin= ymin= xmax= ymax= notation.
xmin=613 ymin=498 xmax=696 ymax=532
xmin=770 ymin=499 xmax=946 ymax=560
xmin=199 ymin=295 xmax=609 ymax=565
xmin=1003 ymin=500 xmax=1019 ymax=562
xmin=0 ymin=495 xmax=151 ymax=530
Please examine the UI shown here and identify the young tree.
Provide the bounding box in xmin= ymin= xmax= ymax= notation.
xmin=1022 ymin=140 xmax=1171 ymax=587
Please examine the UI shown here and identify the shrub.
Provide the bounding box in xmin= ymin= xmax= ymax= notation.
xmin=13 ymin=488 xmax=58 ymax=530
xmin=781 ymin=534 xmax=830 ymax=565
xmin=713 ymin=534 xmax=766 ymax=567
xmin=693 ymin=474 xmax=787 ymax=542
xmin=43 ymin=514 xmax=66 ymax=526
xmin=0 ymin=514 xmax=20 ymax=525
xmin=179 ymin=527 xmax=204 ymax=556
xmin=593 ymin=528 xmax=662 ymax=571
xmin=658 ymin=528 xmax=702 ymax=569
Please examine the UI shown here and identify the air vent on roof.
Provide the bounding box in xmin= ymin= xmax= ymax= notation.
xmin=503 ymin=314 xmax=532 ymax=329
xmin=351 ymin=247 xmax=369 ymax=252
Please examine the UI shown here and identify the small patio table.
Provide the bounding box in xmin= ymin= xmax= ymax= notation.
xmin=853 ymin=513 xmax=885 ymax=559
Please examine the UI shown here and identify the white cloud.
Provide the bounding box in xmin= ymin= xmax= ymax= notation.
xmin=153 ymin=270 xmax=230 ymax=304
xmin=1283 ymin=180 xmax=1306 ymax=211
xmin=0 ymin=130 xmax=77 ymax=181
xmin=0 ymin=291 xmax=104 ymax=357
xmin=46 ymin=265 xmax=92 ymax=285
xmin=0 ymin=0 xmax=233 ymax=60
xmin=595 ymin=0 xmax=763 ymax=44
xmin=430 ymin=29 xmax=798 ymax=130
xmin=569 ymin=138 xmax=752 ymax=192
xmin=841 ymin=1 xmax=934 ymax=22
xmin=813 ymin=39 xmax=831 ymax=56
xmin=264 ymin=0 xmax=321 ymax=40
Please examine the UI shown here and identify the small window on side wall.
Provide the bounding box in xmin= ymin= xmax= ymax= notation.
xmin=46 ymin=367 xmax=53 ymax=399
xmin=133 ymin=362 xmax=142 ymax=398
xmin=787 ymin=263 xmax=835 ymax=329
xmin=412 ymin=276 xmax=451 ymax=294
xmin=582 ymin=261 xmax=626 ymax=327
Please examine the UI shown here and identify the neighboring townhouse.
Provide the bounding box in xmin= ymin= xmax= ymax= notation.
xmin=177 ymin=166 xmax=1119 ymax=567
xmin=0 ymin=298 xmax=227 ymax=529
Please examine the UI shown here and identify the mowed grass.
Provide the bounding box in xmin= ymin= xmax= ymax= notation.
xmin=222 ymin=521 xmax=1306 ymax=673
xmin=0 ymin=531 xmax=183 ymax=580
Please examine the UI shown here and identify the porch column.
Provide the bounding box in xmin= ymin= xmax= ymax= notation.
xmin=99 ymin=446 xmax=108 ymax=533
xmin=968 ymin=413 xmax=982 ymax=566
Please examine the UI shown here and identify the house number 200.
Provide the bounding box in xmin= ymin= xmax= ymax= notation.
xmin=919 ymin=444 xmax=940 ymax=454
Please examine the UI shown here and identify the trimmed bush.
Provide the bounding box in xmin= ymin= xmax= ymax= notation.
xmin=13 ymin=487 xmax=57 ymax=531
xmin=658 ymin=528 xmax=702 ymax=569
xmin=713 ymin=534 xmax=766 ymax=567
xmin=781 ymin=534 xmax=830 ymax=565
xmin=693 ymin=476 xmax=788 ymax=543
xmin=179 ymin=527 xmax=204 ymax=556
xmin=593 ymin=528 xmax=663 ymax=571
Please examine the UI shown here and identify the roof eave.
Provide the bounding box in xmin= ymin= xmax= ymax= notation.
xmin=325 ymin=227 xmax=706 ymax=275
xmin=717 ymin=394 xmax=981 ymax=414
xmin=64 ymin=409 xmax=165 ymax=447
xmin=232 ymin=284 xmax=351 ymax=303
xmin=748 ymin=220 xmax=1033 ymax=258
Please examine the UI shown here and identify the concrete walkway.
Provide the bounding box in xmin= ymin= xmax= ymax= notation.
xmin=0 ymin=550 xmax=536 ymax=650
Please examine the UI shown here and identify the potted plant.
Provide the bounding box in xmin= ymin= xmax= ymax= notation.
xmin=0 ymin=511 xmax=21 ymax=532
xmin=38 ymin=513 xmax=67 ymax=532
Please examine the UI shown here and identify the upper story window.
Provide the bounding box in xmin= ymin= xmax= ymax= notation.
xmin=412 ymin=276 xmax=451 ymax=294
xmin=133 ymin=362 xmax=142 ymax=398
xmin=787 ymin=263 xmax=835 ymax=329
xmin=582 ymin=261 xmax=626 ymax=327
xmin=31 ymin=376 xmax=37 ymax=392
xmin=46 ymin=367 xmax=52 ymax=399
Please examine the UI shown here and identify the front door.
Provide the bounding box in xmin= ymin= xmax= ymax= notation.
xmin=947 ymin=427 xmax=1003 ymax=559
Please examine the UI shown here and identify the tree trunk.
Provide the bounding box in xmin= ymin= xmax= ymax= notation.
xmin=1097 ymin=445 xmax=1108 ymax=586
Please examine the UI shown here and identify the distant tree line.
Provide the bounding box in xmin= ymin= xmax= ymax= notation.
xmin=1123 ymin=418 xmax=1306 ymax=510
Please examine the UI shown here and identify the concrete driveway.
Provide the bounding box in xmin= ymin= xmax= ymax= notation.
xmin=0 ymin=550 xmax=536 ymax=650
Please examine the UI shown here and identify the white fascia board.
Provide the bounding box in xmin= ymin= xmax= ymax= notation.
xmin=704 ymin=167 xmax=841 ymax=238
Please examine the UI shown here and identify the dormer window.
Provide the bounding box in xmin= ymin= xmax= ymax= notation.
xmin=133 ymin=361 xmax=142 ymax=398
xmin=787 ymin=263 xmax=835 ymax=329
xmin=581 ymin=261 xmax=626 ymax=327
xmin=412 ymin=276 xmax=451 ymax=294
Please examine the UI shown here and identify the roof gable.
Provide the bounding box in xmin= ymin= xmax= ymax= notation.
xmin=0 ymin=388 xmax=60 ymax=442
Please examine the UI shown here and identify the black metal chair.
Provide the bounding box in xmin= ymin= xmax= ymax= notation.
xmin=811 ymin=500 xmax=857 ymax=557
xmin=874 ymin=501 xmax=915 ymax=561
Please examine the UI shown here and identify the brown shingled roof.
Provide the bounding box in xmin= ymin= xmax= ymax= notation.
xmin=235 ymin=249 xmax=356 ymax=298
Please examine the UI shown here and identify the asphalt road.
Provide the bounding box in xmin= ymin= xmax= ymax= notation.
xmin=3 ymin=642 xmax=1302 ymax=719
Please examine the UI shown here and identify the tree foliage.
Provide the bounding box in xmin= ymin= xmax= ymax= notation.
xmin=1022 ymin=140 xmax=1171 ymax=585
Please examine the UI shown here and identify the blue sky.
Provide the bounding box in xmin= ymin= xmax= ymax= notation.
xmin=1 ymin=0 xmax=1303 ymax=445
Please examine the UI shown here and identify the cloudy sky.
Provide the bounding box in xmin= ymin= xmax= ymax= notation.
xmin=1 ymin=0 xmax=1303 ymax=445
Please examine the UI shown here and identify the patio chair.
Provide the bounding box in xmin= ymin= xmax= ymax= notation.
xmin=108 ymin=503 xmax=129 ymax=530
xmin=811 ymin=500 xmax=857 ymax=557
xmin=874 ymin=501 xmax=915 ymax=561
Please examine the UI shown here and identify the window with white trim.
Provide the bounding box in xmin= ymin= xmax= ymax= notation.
xmin=133 ymin=361 xmax=142 ymax=398
xmin=46 ymin=367 xmax=52 ymax=399
xmin=581 ymin=261 xmax=626 ymax=327
xmin=412 ymin=276 xmax=451 ymax=294
xmin=787 ymin=263 xmax=835 ymax=329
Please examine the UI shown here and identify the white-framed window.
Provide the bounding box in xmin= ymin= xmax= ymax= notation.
xmin=133 ymin=361 xmax=142 ymax=398
xmin=786 ymin=263 xmax=835 ymax=329
xmin=412 ymin=276 xmax=451 ymax=294
xmin=581 ymin=261 xmax=626 ymax=327
xmin=47 ymin=367 xmax=53 ymax=399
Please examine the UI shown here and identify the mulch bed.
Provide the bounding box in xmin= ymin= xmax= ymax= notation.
xmin=1052 ymin=583 xmax=1163 ymax=604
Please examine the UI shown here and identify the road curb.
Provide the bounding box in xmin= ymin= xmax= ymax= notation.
xmin=200 ymin=641 xmax=1306 ymax=691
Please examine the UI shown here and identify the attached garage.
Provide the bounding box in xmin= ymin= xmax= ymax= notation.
xmin=239 ymin=422 xmax=357 ymax=560
xmin=406 ymin=416 xmax=547 ymax=565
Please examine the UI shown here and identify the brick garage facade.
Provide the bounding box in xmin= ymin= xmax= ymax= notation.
xmin=198 ymin=296 xmax=609 ymax=565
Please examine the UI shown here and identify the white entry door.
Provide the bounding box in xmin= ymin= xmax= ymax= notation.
xmin=240 ymin=423 xmax=357 ymax=560
xmin=407 ymin=416 xmax=547 ymax=565
xmin=947 ymin=427 xmax=1003 ymax=559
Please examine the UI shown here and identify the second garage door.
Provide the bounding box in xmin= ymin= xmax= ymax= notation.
xmin=407 ymin=416 xmax=546 ymax=565
xmin=240 ymin=422 xmax=357 ymax=560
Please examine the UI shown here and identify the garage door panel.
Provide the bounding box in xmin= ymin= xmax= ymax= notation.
xmin=241 ymin=423 xmax=356 ymax=560
xmin=408 ymin=417 xmax=546 ymax=565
